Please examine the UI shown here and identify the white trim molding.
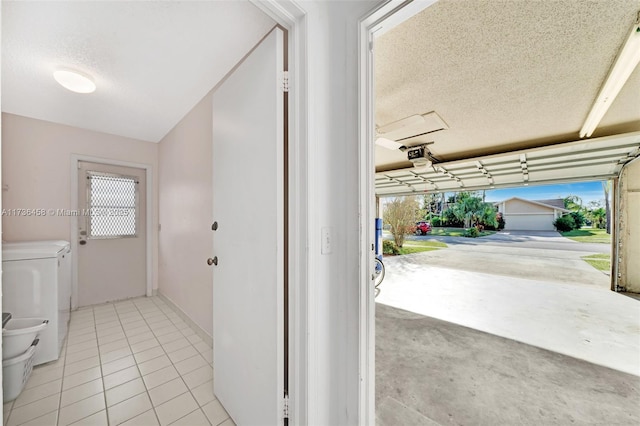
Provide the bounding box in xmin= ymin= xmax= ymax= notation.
xmin=358 ymin=1 xmax=440 ymax=423
xmin=250 ymin=1 xmax=309 ymax=423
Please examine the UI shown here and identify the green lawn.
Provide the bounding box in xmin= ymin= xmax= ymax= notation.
xmin=561 ymin=228 xmax=611 ymax=244
xmin=398 ymin=246 xmax=441 ymax=255
xmin=391 ymin=240 xmax=448 ymax=256
xmin=581 ymin=253 xmax=611 ymax=272
xmin=430 ymin=227 xmax=496 ymax=238
xmin=403 ymin=240 xmax=448 ymax=248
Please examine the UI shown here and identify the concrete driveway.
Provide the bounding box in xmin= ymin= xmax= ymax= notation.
xmin=376 ymin=230 xmax=640 ymax=424
xmin=377 ymin=231 xmax=638 ymax=375
xmin=392 ymin=230 xmax=610 ymax=287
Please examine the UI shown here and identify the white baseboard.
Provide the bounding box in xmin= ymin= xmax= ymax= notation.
xmin=156 ymin=293 xmax=213 ymax=347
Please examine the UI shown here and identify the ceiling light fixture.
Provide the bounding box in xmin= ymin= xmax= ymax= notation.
xmin=580 ymin=13 xmax=640 ymax=138
xmin=375 ymin=137 xmax=402 ymax=150
xmin=53 ymin=69 xmax=96 ymax=94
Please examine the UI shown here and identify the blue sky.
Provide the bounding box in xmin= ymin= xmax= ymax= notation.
xmin=484 ymin=181 xmax=606 ymax=205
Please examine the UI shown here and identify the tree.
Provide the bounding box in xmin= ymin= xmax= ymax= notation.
xmin=603 ymin=181 xmax=612 ymax=234
xmin=589 ymin=207 xmax=606 ymax=229
xmin=563 ymin=195 xmax=583 ymax=211
xmin=383 ymin=196 xmax=419 ymax=248
xmin=420 ymin=193 xmax=441 ymax=219
xmin=449 ymin=193 xmax=498 ymax=229
xmin=442 ymin=207 xmax=463 ymax=227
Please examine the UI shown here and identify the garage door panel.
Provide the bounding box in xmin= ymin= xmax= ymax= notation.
xmin=504 ymin=214 xmax=555 ymax=231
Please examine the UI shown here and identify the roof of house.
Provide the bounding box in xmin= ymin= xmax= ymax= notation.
xmin=532 ymin=199 xmax=566 ymax=209
xmin=494 ymin=197 xmax=570 ymax=212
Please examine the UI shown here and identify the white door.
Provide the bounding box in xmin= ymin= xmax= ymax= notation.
xmin=77 ymin=161 xmax=146 ymax=306
xmin=212 ymin=28 xmax=285 ymax=425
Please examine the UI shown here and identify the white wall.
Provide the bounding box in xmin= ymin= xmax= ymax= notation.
xmin=1 ymin=113 xmax=160 ymax=290
xmin=157 ymin=92 xmax=214 ymax=337
xmin=301 ymin=1 xmax=379 ymax=423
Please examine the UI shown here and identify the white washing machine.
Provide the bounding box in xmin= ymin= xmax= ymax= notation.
xmin=2 ymin=241 xmax=71 ymax=365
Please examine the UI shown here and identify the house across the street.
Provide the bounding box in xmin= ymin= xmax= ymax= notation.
xmin=494 ymin=197 xmax=569 ymax=231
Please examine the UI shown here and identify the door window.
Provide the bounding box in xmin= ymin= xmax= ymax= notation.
xmin=87 ymin=172 xmax=138 ymax=238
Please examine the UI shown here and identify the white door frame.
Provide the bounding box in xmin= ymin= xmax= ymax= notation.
xmin=70 ymin=154 xmax=154 ymax=310
xmin=250 ymin=1 xmax=308 ymax=423
xmin=358 ymin=0 xmax=440 ymax=423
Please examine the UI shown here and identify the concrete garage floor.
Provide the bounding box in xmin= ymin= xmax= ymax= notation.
xmin=376 ymin=231 xmax=640 ymax=424
xmin=376 ymin=304 xmax=640 ymax=426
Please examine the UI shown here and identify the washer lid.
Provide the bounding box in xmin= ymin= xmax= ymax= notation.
xmin=2 ymin=240 xmax=70 ymax=261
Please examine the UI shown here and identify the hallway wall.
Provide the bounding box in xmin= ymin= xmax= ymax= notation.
xmin=1 ymin=113 xmax=160 ymax=291
xmin=158 ymin=91 xmax=214 ymax=337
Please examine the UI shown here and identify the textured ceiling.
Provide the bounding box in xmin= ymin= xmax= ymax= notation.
xmin=375 ymin=0 xmax=640 ymax=171
xmin=1 ymin=1 xmax=275 ymax=142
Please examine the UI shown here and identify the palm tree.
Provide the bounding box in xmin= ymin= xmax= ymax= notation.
xmin=589 ymin=207 xmax=606 ymax=229
xmin=451 ymin=194 xmax=497 ymax=229
xmin=563 ymin=195 xmax=583 ymax=211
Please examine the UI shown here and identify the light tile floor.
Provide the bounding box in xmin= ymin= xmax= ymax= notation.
xmin=3 ymin=296 xmax=235 ymax=426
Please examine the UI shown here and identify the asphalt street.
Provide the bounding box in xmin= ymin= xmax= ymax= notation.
xmin=405 ymin=230 xmax=610 ymax=254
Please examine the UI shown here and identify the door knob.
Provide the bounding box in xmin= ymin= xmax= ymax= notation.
xmin=212 ymin=221 xmax=218 ymax=231
xmin=207 ymin=257 xmax=218 ymax=266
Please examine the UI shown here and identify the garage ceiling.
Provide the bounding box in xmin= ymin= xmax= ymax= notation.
xmin=374 ymin=0 xmax=640 ymax=185
xmin=375 ymin=132 xmax=640 ymax=197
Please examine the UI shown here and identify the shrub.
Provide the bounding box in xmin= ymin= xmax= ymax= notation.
xmin=570 ymin=211 xmax=586 ymax=229
xmin=496 ymin=213 xmax=505 ymax=230
xmin=554 ymin=215 xmax=576 ymax=232
xmin=431 ymin=216 xmax=442 ymax=227
xmin=463 ymin=227 xmax=480 ymax=238
xmin=383 ymin=240 xmax=400 ymax=255
xmin=383 ymin=196 xmax=419 ymax=247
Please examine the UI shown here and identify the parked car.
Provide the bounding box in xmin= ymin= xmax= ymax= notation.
xmin=415 ymin=221 xmax=432 ymax=235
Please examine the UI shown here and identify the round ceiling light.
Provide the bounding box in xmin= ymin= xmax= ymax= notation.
xmin=53 ymin=69 xmax=96 ymax=93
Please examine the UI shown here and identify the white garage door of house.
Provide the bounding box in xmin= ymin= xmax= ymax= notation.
xmin=504 ymin=214 xmax=555 ymax=231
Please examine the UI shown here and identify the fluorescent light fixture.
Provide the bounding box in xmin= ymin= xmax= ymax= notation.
xmin=580 ymin=16 xmax=640 ymax=138
xmin=54 ymin=69 xmax=96 ymax=93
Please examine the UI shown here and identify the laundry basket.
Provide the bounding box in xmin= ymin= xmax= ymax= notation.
xmin=2 ymin=318 xmax=48 ymax=360
xmin=2 ymin=339 xmax=38 ymax=402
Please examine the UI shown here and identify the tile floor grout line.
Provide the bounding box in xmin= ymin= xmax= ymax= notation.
xmin=4 ymin=312 xmax=71 ymax=426
xmin=96 ymin=304 xmax=112 ymax=426
xmin=60 ymin=305 xmax=110 ymax=426
xmin=143 ymin=297 xmax=214 ymax=424
xmin=62 ymin=305 xmax=109 ymax=425
xmin=147 ymin=297 xmax=219 ymax=424
xmin=55 ymin=314 xmax=73 ymax=426
xmin=9 ymin=297 xmax=222 ymax=426
xmin=129 ymin=298 xmax=164 ymax=426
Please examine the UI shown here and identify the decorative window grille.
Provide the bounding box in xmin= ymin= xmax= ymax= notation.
xmin=87 ymin=172 xmax=138 ymax=238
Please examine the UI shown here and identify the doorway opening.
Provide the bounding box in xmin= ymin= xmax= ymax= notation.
xmin=360 ymin=1 xmax=640 ymax=424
